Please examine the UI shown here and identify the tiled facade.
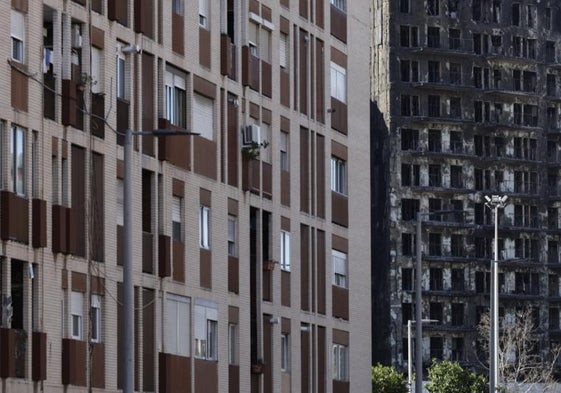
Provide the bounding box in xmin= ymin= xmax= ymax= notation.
xmin=372 ymin=0 xmax=561 ymax=374
xmin=0 ymin=0 xmax=371 ymax=392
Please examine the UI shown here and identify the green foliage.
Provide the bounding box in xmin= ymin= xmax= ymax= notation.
xmin=426 ymin=361 xmax=487 ymax=393
xmin=371 ymin=364 xmax=408 ymax=393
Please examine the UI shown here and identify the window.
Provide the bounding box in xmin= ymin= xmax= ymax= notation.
xmin=331 ymin=0 xmax=346 ymax=12
xmin=450 ymin=165 xmax=463 ymax=188
xmin=229 ymin=323 xmax=238 ymax=365
xmin=280 ymin=230 xmax=291 ymax=271
xmin=547 ymin=74 xmax=556 ymax=97
xmin=281 ymin=334 xmax=290 ymax=371
xmin=165 ymin=69 xmax=187 ymax=128
xmin=546 ymin=41 xmax=556 ymax=64
xmin=116 ymin=179 xmax=124 ymax=226
xmin=428 ymin=61 xmax=440 ymax=83
xmin=402 ymin=268 xmax=413 ymax=290
xmin=400 ymin=0 xmax=409 ymax=13
xmin=546 ymin=8 xmax=552 ymax=30
xmin=400 ymin=60 xmax=419 ymax=82
xmin=333 ymin=344 xmax=348 ymax=381
xmin=172 ymin=0 xmax=184 ymax=15
xmin=401 ymin=163 xmax=420 ymax=186
xmin=401 ymin=128 xmax=419 ymax=150
xmin=165 ymin=294 xmax=190 ymax=356
xmin=472 ymin=0 xmax=482 ymax=20
xmin=400 ymin=95 xmax=419 ymax=116
xmin=426 ymin=0 xmax=439 ymax=15
xmin=228 ymin=215 xmax=236 ymax=256
xmin=449 ymin=63 xmax=461 ymax=85
xmin=71 ymin=291 xmax=84 ymax=340
xmin=194 ymin=302 xmax=218 ymax=360
xmin=450 ymin=97 xmax=461 ymax=119
xmin=400 ymin=25 xmax=418 ymax=48
xmin=527 ymin=5 xmax=536 ymax=28
xmin=90 ymin=295 xmax=102 ymax=342
xmin=331 ymin=156 xmax=347 ymax=195
xmin=402 ymin=233 xmax=416 ymax=256
xmin=330 ymin=62 xmax=346 ymax=103
xmin=401 ymin=199 xmax=419 ymax=221
xmin=11 ymin=10 xmax=24 ymax=63
xmin=332 ymin=250 xmax=348 ymax=288
xmin=11 ymin=126 xmax=25 ymax=196
xmin=449 ymin=29 xmax=460 ymax=49
xmin=199 ymin=0 xmax=209 ymax=28
xmin=280 ymin=132 xmax=289 ymax=171
xmin=116 ymin=53 xmax=126 ymax=99
xmin=199 ymin=206 xmax=210 ymax=249
xmin=193 ymin=93 xmax=214 ymax=140
xmin=492 ymin=0 xmax=501 ymax=22
xmin=512 ymin=3 xmax=520 ymax=26
xmin=448 ymin=0 xmax=459 ymax=16
xmin=279 ymin=33 xmax=289 ymax=70
xmin=427 ymin=26 xmax=440 ymax=48
xmin=172 ymin=196 xmax=182 ymax=242
xmin=428 ymin=95 xmax=440 ymax=117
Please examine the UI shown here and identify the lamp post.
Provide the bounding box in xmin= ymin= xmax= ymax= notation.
xmin=123 ymin=128 xmax=198 ymax=393
xmin=415 ymin=209 xmax=465 ymax=393
xmin=408 ymin=319 xmax=438 ymax=393
xmin=484 ymin=195 xmax=508 ymax=393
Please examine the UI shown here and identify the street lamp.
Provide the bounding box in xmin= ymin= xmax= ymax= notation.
xmin=484 ymin=195 xmax=508 ymax=393
xmin=407 ymin=319 xmax=438 ymax=393
xmin=415 ymin=209 xmax=465 ymax=393
xmin=122 ymin=128 xmax=198 ymax=393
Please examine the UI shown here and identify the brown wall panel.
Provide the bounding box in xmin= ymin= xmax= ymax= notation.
xmin=91 ymin=276 xmax=105 ymax=295
xmin=142 ymin=53 xmax=155 ymax=156
xmin=91 ymin=93 xmax=105 ymax=138
xmin=299 ymin=0 xmax=308 ymax=18
xmin=332 ymin=286 xmax=349 ymax=320
xmin=280 ymin=0 xmax=289 ymax=8
xmin=249 ymin=0 xmax=260 ymax=14
xmin=299 ymin=30 xmax=308 ymax=115
xmin=199 ymin=27 xmax=211 ymax=68
xmin=229 ymin=364 xmax=240 ymax=393
xmin=228 ymin=256 xmax=239 ymax=293
xmin=200 ymin=188 xmax=212 ymax=206
xmin=0 ymin=191 xmax=28 ymax=243
xmin=316 ymin=0 xmax=324 ymax=28
xmin=108 ymin=0 xmax=128 ymax=26
xmin=261 ymin=5 xmax=272 ymax=21
xmin=331 ymin=192 xmax=348 ymax=227
xmin=172 ymin=13 xmax=184 ymax=55
xmin=301 ymin=225 xmax=310 ymax=311
xmin=332 ymin=235 xmax=348 ymax=252
xmin=221 ymin=34 xmax=235 ymax=77
xmin=159 ymin=353 xmax=191 ymax=393
xmin=193 ymin=75 xmax=217 ymax=99
xmin=91 ymin=153 xmax=105 ymax=261
xmin=316 ymin=39 xmax=325 ymax=123
xmin=90 ymin=26 xmax=104 ymax=48
xmin=242 ymin=47 xmax=260 ymax=91
xmin=172 ymin=178 xmax=184 ymax=197
xmin=281 ymin=171 xmax=290 ymax=207
xmin=91 ymin=343 xmax=105 ymax=388
xmin=52 ymin=205 xmax=68 ymax=253
xmin=227 ymin=98 xmax=239 ymax=187
xmin=301 ymin=328 xmax=310 ymax=393
xmin=32 ymin=331 xmax=47 ymax=381
xmin=263 ymin=316 xmax=273 ymax=393
xmin=280 ymin=70 xmax=290 ymax=108
xmin=158 ymin=118 xmax=191 ymax=170
xmin=333 ymin=380 xmax=350 ymax=393
xmin=333 ymin=329 xmax=349 ymax=345
xmin=195 ymin=359 xmax=218 ymax=393
xmin=331 ymin=140 xmax=348 ymax=160
xmin=200 ymin=248 xmax=212 ymax=289
xmin=316 ymin=134 xmax=325 ymax=218
xmin=11 ymin=64 xmax=28 ymax=112
xmin=330 ymin=5 xmax=347 ymax=43
xmin=262 ymin=162 xmax=272 ymax=198
xmin=143 ymin=232 xmax=154 ymax=273
xmin=91 ymin=0 xmax=102 ymax=12
xmin=300 ymin=128 xmax=309 ymax=213
xmin=134 ymin=0 xmax=153 ymax=37
xmin=0 ymin=328 xmax=16 ymax=378
xmin=194 ymin=138 xmax=217 ymax=180
xmin=317 ymin=230 xmax=326 ymax=314
xmin=11 ymin=0 xmax=28 ymax=12
xmin=44 ymin=73 xmax=56 ymax=120
xmin=330 ymin=98 xmax=348 ymax=134
xmin=71 ymin=271 xmax=87 ymax=292
xmin=281 ymin=270 xmax=291 ymax=307
xmin=61 ymin=79 xmax=78 ymax=127
xmin=263 ymin=268 xmax=272 ymax=302
xmin=172 ymin=241 xmax=185 ymax=282
xmin=71 ymin=145 xmax=86 ymax=256
xmin=117 ymin=225 xmax=124 ymax=265
xmin=62 ymin=339 xmax=87 ymax=386
xmin=158 ymin=235 xmax=171 ymax=277
xmin=318 ymin=326 xmax=326 ymax=393
xmin=116 ymin=99 xmax=129 ymax=145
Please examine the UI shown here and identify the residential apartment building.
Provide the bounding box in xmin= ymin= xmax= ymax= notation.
xmin=371 ymin=0 xmax=561 ymax=373
xmin=0 ymin=0 xmax=371 ymax=392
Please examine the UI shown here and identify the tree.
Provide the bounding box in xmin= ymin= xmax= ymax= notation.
xmin=477 ymin=307 xmax=561 ymax=392
xmin=426 ymin=360 xmax=487 ymax=393
xmin=371 ymin=364 xmax=408 ymax=393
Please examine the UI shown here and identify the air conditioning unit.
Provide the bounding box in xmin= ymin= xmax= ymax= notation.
xmin=243 ymin=124 xmax=261 ymax=146
xmin=71 ymin=24 xmax=82 ymax=49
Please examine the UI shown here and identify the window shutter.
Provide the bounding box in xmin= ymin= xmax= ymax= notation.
xmin=91 ymin=48 xmax=102 ymax=93
xmin=280 ymin=33 xmax=288 ymax=68
xmin=172 ymin=196 xmax=181 ymax=223
xmin=193 ymin=94 xmax=214 ymax=140
xmin=165 ymin=298 xmax=178 ymax=352
xmin=71 ymin=292 xmax=84 ymax=316
xmin=333 ymin=250 xmax=347 ymax=276
xmin=11 ymin=10 xmax=24 ymax=40
xmin=117 ymin=179 xmax=124 ymax=226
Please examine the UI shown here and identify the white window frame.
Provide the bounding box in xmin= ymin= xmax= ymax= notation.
xmin=194 ymin=302 xmax=218 ymax=360
xmin=116 ymin=178 xmax=124 ymax=226
xmin=172 ymin=196 xmax=182 ymax=242
xmin=331 ymin=0 xmax=346 ymax=12
xmin=331 ymin=156 xmax=347 ymax=195
xmin=333 ymin=343 xmax=348 ymax=381
xmin=229 ymin=323 xmax=238 ymax=365
xmin=330 ymin=62 xmax=347 ymax=103
xmin=280 ymin=132 xmax=289 ymax=171
xmin=200 ymin=206 xmax=211 ymax=249
xmin=11 ymin=126 xmax=25 ymax=196
xmin=332 ymin=250 xmax=348 ymax=288
xmin=165 ymin=70 xmax=186 ymax=128
xmin=71 ymin=291 xmax=84 ymax=340
xmin=116 ymin=53 xmax=126 ymax=100
xmin=228 ymin=215 xmax=237 ymax=257
xmin=90 ymin=295 xmax=102 ymax=342
xmin=199 ymin=0 xmax=210 ymax=28
xmin=165 ymin=294 xmax=190 ymax=356
xmin=280 ymin=32 xmax=289 ymax=69
xmin=193 ymin=93 xmax=214 ymax=140
xmin=11 ymin=10 xmax=25 ymax=63
xmin=281 ymin=333 xmax=290 ymax=372
xmin=280 ymin=231 xmax=291 ymax=271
